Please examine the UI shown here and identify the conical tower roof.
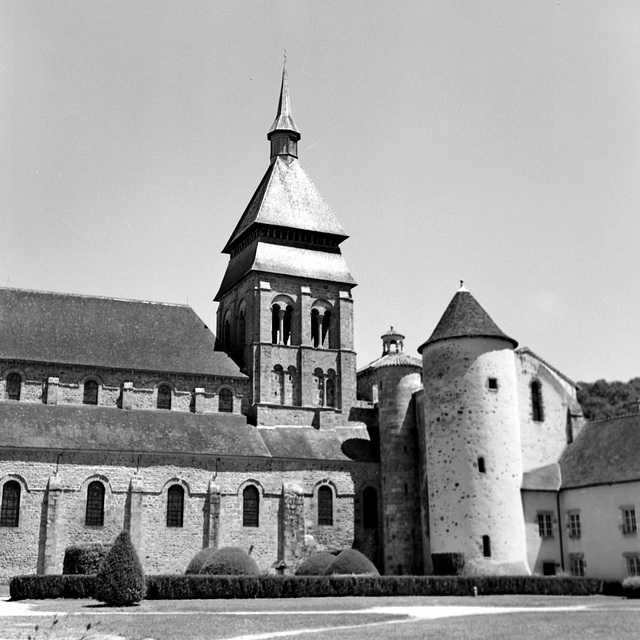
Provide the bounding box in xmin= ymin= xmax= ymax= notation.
xmin=418 ymin=285 xmax=517 ymax=352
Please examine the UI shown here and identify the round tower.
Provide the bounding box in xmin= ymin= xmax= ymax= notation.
xmin=367 ymin=327 xmax=423 ymax=575
xmin=418 ymin=286 xmax=529 ymax=575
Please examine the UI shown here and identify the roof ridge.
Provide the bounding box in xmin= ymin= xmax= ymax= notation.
xmin=0 ymin=286 xmax=191 ymax=309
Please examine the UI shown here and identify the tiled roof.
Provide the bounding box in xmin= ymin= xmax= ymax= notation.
xmin=358 ymin=352 xmax=422 ymax=373
xmin=215 ymin=243 xmax=356 ymax=299
xmin=0 ymin=403 xmax=265 ymax=457
xmin=222 ymin=158 xmax=348 ymax=252
xmin=418 ymin=288 xmax=517 ymax=351
xmin=521 ymin=463 xmax=562 ymax=491
xmin=560 ymin=414 xmax=640 ymax=488
xmin=0 ymin=288 xmax=244 ymax=378
xmin=259 ymin=425 xmax=376 ymax=463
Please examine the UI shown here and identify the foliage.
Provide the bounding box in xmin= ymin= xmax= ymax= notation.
xmin=324 ymin=548 xmax=379 ymax=576
xmin=63 ymin=543 xmax=111 ymax=575
xmin=622 ymin=576 xmax=640 ymax=598
xmin=94 ymin=530 xmax=146 ymax=606
xmin=185 ymin=547 xmax=219 ymax=575
xmin=199 ymin=547 xmax=261 ymax=576
xmin=10 ymin=573 xmax=604 ymax=600
xmin=10 ymin=575 xmax=96 ymax=600
xmin=294 ymin=552 xmax=336 ymax=576
xmin=577 ymin=378 xmax=640 ymax=422
xmin=432 ymin=552 xmax=466 ymax=576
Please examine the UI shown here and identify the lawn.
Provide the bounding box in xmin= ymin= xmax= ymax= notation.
xmin=1 ymin=595 xmax=639 ymax=640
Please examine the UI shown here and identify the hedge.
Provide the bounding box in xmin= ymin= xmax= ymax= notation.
xmin=63 ymin=543 xmax=110 ymax=575
xmin=10 ymin=574 xmax=607 ymax=600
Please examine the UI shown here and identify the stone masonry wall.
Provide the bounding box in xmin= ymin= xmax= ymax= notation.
xmin=0 ymin=448 xmax=378 ymax=581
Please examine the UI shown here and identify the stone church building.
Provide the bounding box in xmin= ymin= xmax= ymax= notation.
xmin=1 ymin=68 xmax=638 ymax=582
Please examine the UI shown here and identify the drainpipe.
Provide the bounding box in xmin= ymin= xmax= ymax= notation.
xmin=556 ymin=490 xmax=565 ymax=573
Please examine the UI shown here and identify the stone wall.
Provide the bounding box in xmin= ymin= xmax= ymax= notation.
xmin=0 ymin=448 xmax=378 ymax=581
xmin=0 ymin=361 xmax=248 ymax=416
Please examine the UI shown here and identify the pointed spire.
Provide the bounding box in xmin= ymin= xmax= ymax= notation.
xmin=268 ymin=57 xmax=300 ymax=161
xmin=418 ymin=286 xmax=518 ymax=352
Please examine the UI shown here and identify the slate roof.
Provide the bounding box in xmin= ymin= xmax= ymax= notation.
xmin=0 ymin=403 xmax=265 ymax=457
xmin=216 ymin=243 xmax=356 ymax=299
xmin=560 ymin=414 xmax=640 ymax=488
xmin=259 ymin=425 xmax=377 ymax=462
xmin=222 ymin=158 xmax=348 ymax=253
xmin=521 ymin=463 xmax=562 ymax=491
xmin=0 ymin=402 xmax=377 ymax=463
xmin=418 ymin=287 xmax=517 ymax=352
xmin=0 ymin=288 xmax=244 ymax=378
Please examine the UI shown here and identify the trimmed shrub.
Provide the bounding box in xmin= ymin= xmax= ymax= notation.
xmin=295 ymin=552 xmax=335 ymax=576
xmin=199 ymin=547 xmax=261 ymax=576
xmin=10 ymin=575 xmax=96 ymax=600
xmin=622 ymin=576 xmax=640 ymax=598
xmin=94 ymin=530 xmax=145 ymax=606
xmin=432 ymin=552 xmax=465 ymax=576
xmin=324 ymin=549 xmax=379 ymax=576
xmin=63 ymin=543 xmax=111 ymax=575
xmin=185 ymin=548 xmax=219 ymax=575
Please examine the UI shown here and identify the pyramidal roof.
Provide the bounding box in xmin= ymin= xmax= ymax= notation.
xmin=418 ymin=285 xmax=517 ymax=352
xmin=222 ymin=156 xmax=348 ymax=253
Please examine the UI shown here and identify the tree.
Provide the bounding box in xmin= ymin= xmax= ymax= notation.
xmin=94 ymin=530 xmax=145 ymax=606
xmin=577 ymin=378 xmax=640 ymax=422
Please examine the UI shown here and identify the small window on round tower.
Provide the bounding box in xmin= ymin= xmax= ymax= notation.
xmin=488 ymin=378 xmax=498 ymax=391
xmin=478 ymin=457 xmax=486 ymax=473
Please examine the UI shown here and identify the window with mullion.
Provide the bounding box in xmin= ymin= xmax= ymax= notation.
xmin=537 ymin=512 xmax=553 ymax=539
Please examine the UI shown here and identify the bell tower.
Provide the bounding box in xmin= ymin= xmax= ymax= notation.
xmin=215 ymin=64 xmax=357 ymax=427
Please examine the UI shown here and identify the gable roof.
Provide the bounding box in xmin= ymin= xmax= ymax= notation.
xmin=560 ymin=414 xmax=640 ymax=488
xmin=418 ymin=287 xmax=517 ymax=352
xmin=222 ymin=158 xmax=348 ymax=253
xmin=0 ymin=288 xmax=244 ymax=378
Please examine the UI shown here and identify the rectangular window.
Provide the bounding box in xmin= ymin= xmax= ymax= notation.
xmin=537 ymin=512 xmax=553 ymax=539
xmin=570 ymin=553 xmax=585 ymax=577
xmin=488 ymin=378 xmax=498 ymax=390
xmin=568 ymin=512 xmax=581 ymax=540
xmin=622 ymin=507 xmax=637 ymax=535
xmin=627 ymin=555 xmax=640 ymax=577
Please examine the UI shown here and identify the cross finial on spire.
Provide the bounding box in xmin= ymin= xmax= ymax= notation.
xmin=458 ymin=280 xmax=469 ymax=292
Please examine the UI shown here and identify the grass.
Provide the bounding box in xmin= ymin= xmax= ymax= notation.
xmin=2 ymin=595 xmax=639 ymax=640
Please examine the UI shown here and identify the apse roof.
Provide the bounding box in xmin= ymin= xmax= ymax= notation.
xmin=222 ymin=157 xmax=348 ymax=253
xmin=0 ymin=287 xmax=244 ymax=378
xmin=418 ymin=286 xmax=517 ymax=351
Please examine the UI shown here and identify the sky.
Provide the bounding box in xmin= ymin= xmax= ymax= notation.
xmin=1 ymin=1 xmax=639 ymax=383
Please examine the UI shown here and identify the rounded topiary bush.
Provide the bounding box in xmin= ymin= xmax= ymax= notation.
xmin=199 ymin=547 xmax=260 ymax=576
xmin=185 ymin=547 xmax=219 ymax=575
xmin=63 ymin=543 xmax=111 ymax=575
xmin=94 ymin=530 xmax=145 ymax=606
xmin=295 ymin=552 xmax=336 ymax=576
xmin=623 ymin=577 xmax=640 ymax=599
xmin=324 ymin=548 xmax=379 ymax=576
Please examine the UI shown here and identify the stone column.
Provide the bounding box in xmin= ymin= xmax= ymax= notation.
xmin=126 ymin=476 xmax=144 ymax=557
xmin=42 ymin=475 xmax=64 ymax=575
xmin=278 ymin=483 xmax=305 ymax=573
xmin=203 ymin=481 xmax=221 ymax=549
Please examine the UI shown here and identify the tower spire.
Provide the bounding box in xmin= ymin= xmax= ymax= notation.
xmin=268 ymin=57 xmax=300 ymax=161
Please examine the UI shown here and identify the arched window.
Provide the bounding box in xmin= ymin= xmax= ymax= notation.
xmin=326 ymin=371 xmax=337 ymax=408
xmin=363 ymin=487 xmax=378 ymax=529
xmin=157 ymin=384 xmax=172 ymax=410
xmin=272 ymin=365 xmax=284 ymax=405
xmin=482 ymin=535 xmax=491 ymax=558
xmin=318 ymin=486 xmax=333 ymax=526
xmin=0 ymin=480 xmax=21 ymax=527
xmin=85 ymin=481 xmax=105 ymax=526
xmin=219 ymin=388 xmax=233 ymax=413
xmin=271 ymin=302 xmax=293 ymax=345
xmin=531 ymin=381 xmax=544 ymax=422
xmin=166 ymin=485 xmax=184 ymax=527
xmin=321 ymin=310 xmax=332 ymax=346
xmin=311 ymin=302 xmax=332 ymax=348
xmin=83 ymin=379 xmax=99 ymax=405
xmin=6 ymin=373 xmax=21 ymax=401
xmin=243 ymin=485 xmax=259 ymax=527
xmin=314 ymin=368 xmax=324 ymax=407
